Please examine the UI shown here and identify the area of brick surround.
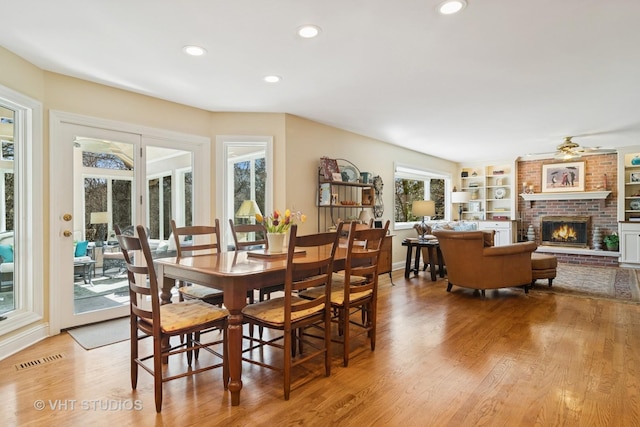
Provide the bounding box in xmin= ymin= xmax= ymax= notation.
xmin=517 ymin=153 xmax=619 ymax=266
xmin=550 ymin=252 xmax=619 ymax=267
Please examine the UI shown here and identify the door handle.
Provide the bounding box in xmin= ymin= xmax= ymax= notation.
xmin=63 ymin=230 xmax=72 ymax=237
xmin=63 ymin=213 xmax=72 ymax=221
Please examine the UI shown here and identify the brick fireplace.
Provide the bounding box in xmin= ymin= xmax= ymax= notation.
xmin=517 ymin=153 xmax=619 ymax=267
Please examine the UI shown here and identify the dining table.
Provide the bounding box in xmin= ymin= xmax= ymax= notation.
xmin=155 ymin=246 xmax=344 ymax=406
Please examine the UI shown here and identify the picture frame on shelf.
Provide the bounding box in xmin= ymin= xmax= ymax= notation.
xmin=541 ymin=161 xmax=585 ymax=193
xmin=631 ymin=172 xmax=640 ymax=183
xmin=320 ymin=157 xmax=340 ymax=181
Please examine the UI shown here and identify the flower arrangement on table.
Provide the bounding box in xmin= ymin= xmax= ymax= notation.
xmin=256 ymin=209 xmax=306 ymax=233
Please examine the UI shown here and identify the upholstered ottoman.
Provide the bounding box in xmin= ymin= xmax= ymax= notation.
xmin=531 ymin=253 xmax=557 ymax=287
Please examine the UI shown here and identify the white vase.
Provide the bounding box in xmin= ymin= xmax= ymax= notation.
xmin=267 ymin=232 xmax=286 ymax=253
xmin=527 ymin=225 xmax=535 ymax=242
xmin=593 ymin=226 xmax=602 ymax=250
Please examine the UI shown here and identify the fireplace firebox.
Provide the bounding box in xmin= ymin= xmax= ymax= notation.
xmin=540 ymin=216 xmax=589 ymax=248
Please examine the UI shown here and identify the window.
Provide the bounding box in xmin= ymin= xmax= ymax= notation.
xmin=394 ymin=164 xmax=451 ymax=228
xmin=232 ymin=156 xmax=266 ymax=219
xmin=0 ymin=84 xmax=43 ymax=337
xmin=216 ymin=136 xmax=273 ymax=250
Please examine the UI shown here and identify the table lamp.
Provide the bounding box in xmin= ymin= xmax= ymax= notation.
xmin=235 ymin=200 xmax=262 ymax=224
xmin=451 ymin=191 xmax=471 ymax=220
xmin=412 ymin=200 xmax=435 ymax=239
xmin=90 ymin=211 xmax=109 ymax=247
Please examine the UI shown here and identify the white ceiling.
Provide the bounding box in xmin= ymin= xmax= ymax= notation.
xmin=2 ymin=0 xmax=640 ymax=163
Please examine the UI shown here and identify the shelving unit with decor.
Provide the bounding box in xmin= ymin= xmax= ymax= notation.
xmin=459 ymin=161 xmax=517 ymax=245
xmin=317 ymin=157 xmax=373 ymax=232
xmin=459 ymin=163 xmax=515 ymax=221
xmin=316 ymin=157 xmax=393 ymax=279
xmin=459 ymin=167 xmax=486 ymax=220
xmin=618 ymin=148 xmax=640 ymax=265
xmin=621 ymin=151 xmax=640 ymax=222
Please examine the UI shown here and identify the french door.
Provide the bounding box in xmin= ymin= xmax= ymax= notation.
xmin=50 ymin=112 xmax=210 ymax=332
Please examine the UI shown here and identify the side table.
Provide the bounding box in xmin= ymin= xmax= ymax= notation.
xmin=402 ymin=238 xmax=444 ymax=281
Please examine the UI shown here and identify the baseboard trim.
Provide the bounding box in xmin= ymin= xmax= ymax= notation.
xmin=0 ymin=323 xmax=50 ymax=361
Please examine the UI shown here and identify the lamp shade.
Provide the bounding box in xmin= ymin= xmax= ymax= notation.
xmin=90 ymin=211 xmax=109 ymax=224
xmin=235 ymin=200 xmax=262 ymax=218
xmin=412 ymin=200 xmax=436 ymax=217
xmin=451 ymin=191 xmax=471 ymax=204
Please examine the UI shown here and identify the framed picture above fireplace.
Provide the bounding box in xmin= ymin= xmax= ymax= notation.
xmin=541 ymin=161 xmax=585 ymax=193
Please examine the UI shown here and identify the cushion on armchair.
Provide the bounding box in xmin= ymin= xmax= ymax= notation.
xmin=0 ymin=244 xmax=14 ymax=262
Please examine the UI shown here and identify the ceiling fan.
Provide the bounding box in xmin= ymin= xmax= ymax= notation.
xmin=527 ymin=136 xmax=615 ymax=160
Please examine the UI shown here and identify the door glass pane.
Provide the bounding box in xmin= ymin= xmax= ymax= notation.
xmin=184 ymin=171 xmax=193 ymax=227
xmin=74 ymin=137 xmax=133 ymax=315
xmin=0 ymin=109 xmax=15 ymax=315
xmin=112 ymin=180 xmax=132 ymax=231
xmin=146 ymin=146 xmax=193 ymax=243
xmin=148 ymin=178 xmax=159 ymax=238
xmin=162 ymin=176 xmax=172 ymax=240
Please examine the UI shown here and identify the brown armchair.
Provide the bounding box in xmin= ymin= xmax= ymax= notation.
xmin=433 ymin=230 xmax=537 ymax=297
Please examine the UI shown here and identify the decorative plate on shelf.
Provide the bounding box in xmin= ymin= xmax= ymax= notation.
xmin=631 ymin=199 xmax=640 ymax=210
xmin=494 ymin=187 xmax=506 ymax=199
xmin=339 ymin=165 xmax=359 ymax=182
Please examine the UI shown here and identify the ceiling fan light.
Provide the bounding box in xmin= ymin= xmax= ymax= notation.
xmin=555 ymin=151 xmax=581 ymax=161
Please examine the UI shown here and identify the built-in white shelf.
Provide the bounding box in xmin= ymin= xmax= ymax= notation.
xmin=520 ymin=191 xmax=611 ymax=201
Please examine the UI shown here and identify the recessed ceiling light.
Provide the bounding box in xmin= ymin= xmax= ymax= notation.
xmin=182 ymin=45 xmax=207 ymax=56
xmin=438 ymin=0 xmax=467 ymax=15
xmin=264 ymin=75 xmax=281 ymax=83
xmin=297 ymin=25 xmax=321 ymax=39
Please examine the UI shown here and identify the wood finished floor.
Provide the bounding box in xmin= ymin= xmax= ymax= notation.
xmin=3 ymin=270 xmax=640 ymax=427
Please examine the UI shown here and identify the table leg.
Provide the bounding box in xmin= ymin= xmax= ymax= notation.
xmin=83 ymin=264 xmax=91 ymax=284
xmin=437 ymin=247 xmax=445 ymax=278
xmin=227 ymin=310 xmax=243 ymax=406
xmin=404 ymin=245 xmax=413 ymax=278
xmin=426 ymin=246 xmax=437 ymax=281
xmin=413 ymin=246 xmax=421 ymax=276
xmin=224 ymin=286 xmax=247 ymax=406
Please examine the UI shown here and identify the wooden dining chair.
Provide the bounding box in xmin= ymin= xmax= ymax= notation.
xmin=241 ymin=223 xmax=342 ymax=400
xmin=170 ymin=219 xmax=225 ymax=307
xmin=229 ymin=218 xmax=284 ymax=304
xmin=117 ymin=225 xmax=229 ymax=412
xmin=300 ymin=220 xmax=389 ymax=366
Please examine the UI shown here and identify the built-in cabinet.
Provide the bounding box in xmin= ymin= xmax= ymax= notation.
xmin=620 ymin=222 xmax=640 ymax=264
xmin=478 ymin=220 xmax=517 ymax=246
xmin=459 ymin=162 xmax=516 ymax=221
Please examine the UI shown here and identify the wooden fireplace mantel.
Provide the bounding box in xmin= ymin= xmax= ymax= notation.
xmin=520 ymin=191 xmax=611 ymax=201
xmin=520 ymin=191 xmax=611 ymax=209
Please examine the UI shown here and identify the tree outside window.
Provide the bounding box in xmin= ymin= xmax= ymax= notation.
xmin=394 ymin=167 xmax=447 ymax=225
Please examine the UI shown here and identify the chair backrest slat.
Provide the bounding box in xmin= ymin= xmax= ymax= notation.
xmin=229 ymin=219 xmax=268 ymax=251
xmin=171 ymin=219 xmax=221 ymax=257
